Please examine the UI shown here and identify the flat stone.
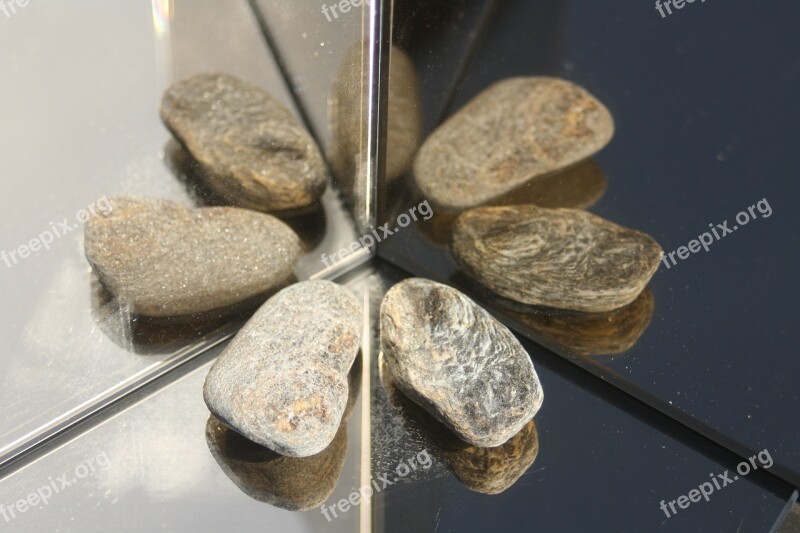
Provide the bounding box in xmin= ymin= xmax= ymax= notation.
xmin=414 ymin=77 xmax=614 ymax=210
xmin=206 ymin=416 xmax=347 ymax=511
xmin=204 ymin=280 xmax=362 ymax=457
xmin=84 ymin=197 xmax=300 ymax=319
xmin=380 ymin=278 xmax=543 ymax=447
xmin=452 ymin=205 xmax=662 ymax=313
xmin=161 ymin=73 xmax=327 ymax=214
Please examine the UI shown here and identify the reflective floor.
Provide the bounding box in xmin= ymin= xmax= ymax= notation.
xmin=1 ymin=1 xmax=798 ymax=531
xmin=379 ymin=0 xmax=800 ymax=490
xmin=0 ymin=264 xmax=794 ymax=532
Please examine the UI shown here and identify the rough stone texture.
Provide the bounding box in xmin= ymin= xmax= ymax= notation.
xmin=380 ymin=278 xmax=543 ymax=447
xmin=84 ymin=197 xmax=300 ymax=319
xmin=380 ymin=355 xmax=539 ymax=494
xmin=204 ymin=280 xmax=362 ymax=457
xmin=506 ymin=289 xmax=655 ymax=356
xmin=206 ymin=416 xmax=347 ymax=511
xmin=452 ymin=206 xmax=662 ymax=313
xmin=414 ymin=77 xmax=614 ymax=210
xmin=161 ymin=73 xmax=327 ymax=214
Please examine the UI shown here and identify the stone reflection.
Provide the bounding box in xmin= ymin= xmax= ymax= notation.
xmin=205 ymin=416 xmax=348 ymax=512
xmin=379 ymin=354 xmax=539 ymax=494
xmin=165 ymin=140 xmax=327 ymax=249
xmin=413 ymin=159 xmax=607 ymax=246
xmin=517 ymin=289 xmax=655 ymax=356
xmin=204 ymin=356 xmax=360 ymax=511
xmin=89 ymin=273 xmax=272 ymax=355
xmin=329 ymin=42 xmax=422 ymax=220
xmin=470 ymin=282 xmax=655 ymax=357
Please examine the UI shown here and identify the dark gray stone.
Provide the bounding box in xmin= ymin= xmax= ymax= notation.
xmin=452 ymin=205 xmax=663 ymax=313
xmin=84 ymin=197 xmax=300 ymax=319
xmin=204 ymin=280 xmax=362 ymax=457
xmin=161 ymin=73 xmax=327 ymax=214
xmin=380 ymin=278 xmax=543 ymax=447
xmin=414 ymin=77 xmax=614 ymax=210
xmin=380 ymin=354 xmax=539 ymax=495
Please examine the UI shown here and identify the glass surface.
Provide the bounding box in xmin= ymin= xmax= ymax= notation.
xmin=369 ymin=264 xmax=795 ymax=533
xmin=0 ymin=0 xmax=376 ymax=467
xmin=378 ymin=0 xmax=800 ymax=488
xmin=0 ymin=265 xmax=793 ymax=532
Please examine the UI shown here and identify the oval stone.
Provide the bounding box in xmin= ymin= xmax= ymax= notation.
xmin=452 ymin=205 xmax=663 ymax=312
xmin=204 ymin=280 xmax=362 ymax=457
xmin=84 ymin=197 xmax=300 ymax=319
xmin=161 ymin=73 xmax=327 ymax=214
xmin=380 ymin=278 xmax=543 ymax=447
xmin=414 ymin=77 xmax=614 ymax=210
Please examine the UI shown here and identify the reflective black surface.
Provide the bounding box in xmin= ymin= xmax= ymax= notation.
xmin=0 ymin=265 xmax=794 ymax=533
xmin=379 ymin=0 xmax=800 ymax=487
xmin=369 ymin=265 xmax=795 ymax=533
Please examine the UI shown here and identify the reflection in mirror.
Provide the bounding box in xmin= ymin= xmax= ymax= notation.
xmin=475 ymin=285 xmax=656 ymax=357
xmin=330 ymin=42 xmax=422 ymax=227
xmin=206 ymin=416 xmax=348 ymax=512
xmin=0 ymin=0 xmax=379 ymax=468
xmin=378 ymin=0 xmax=659 ymax=366
xmin=379 ymin=354 xmax=539 ymax=495
xmin=204 ymin=355 xmax=361 ymax=511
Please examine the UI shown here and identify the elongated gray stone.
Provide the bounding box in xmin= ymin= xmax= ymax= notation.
xmin=204 ymin=280 xmax=362 ymax=457
xmin=452 ymin=205 xmax=663 ymax=313
xmin=84 ymin=197 xmax=300 ymax=319
xmin=161 ymin=73 xmax=327 ymax=214
xmin=380 ymin=278 xmax=543 ymax=447
xmin=414 ymin=77 xmax=614 ymax=210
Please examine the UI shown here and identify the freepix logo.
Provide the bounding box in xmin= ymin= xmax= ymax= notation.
xmin=0 ymin=0 xmax=29 ymax=19
xmin=0 ymin=452 xmax=111 ymax=523
xmin=655 ymin=0 xmax=707 ymax=19
xmin=321 ymin=0 xmax=370 ymax=23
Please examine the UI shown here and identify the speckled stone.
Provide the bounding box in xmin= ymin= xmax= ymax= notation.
xmin=84 ymin=197 xmax=300 ymax=319
xmin=204 ymin=280 xmax=362 ymax=457
xmin=380 ymin=278 xmax=543 ymax=447
xmin=452 ymin=206 xmax=662 ymax=313
xmin=206 ymin=416 xmax=347 ymax=511
xmin=414 ymin=77 xmax=614 ymax=210
xmin=161 ymin=73 xmax=327 ymax=214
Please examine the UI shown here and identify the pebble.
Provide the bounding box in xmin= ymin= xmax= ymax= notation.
xmin=380 ymin=278 xmax=543 ymax=447
xmin=414 ymin=77 xmax=614 ymax=210
xmin=204 ymin=280 xmax=362 ymax=457
xmin=161 ymin=73 xmax=327 ymax=214
xmin=84 ymin=197 xmax=300 ymax=319
xmin=452 ymin=205 xmax=662 ymax=312
xmin=380 ymin=355 xmax=539 ymax=494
